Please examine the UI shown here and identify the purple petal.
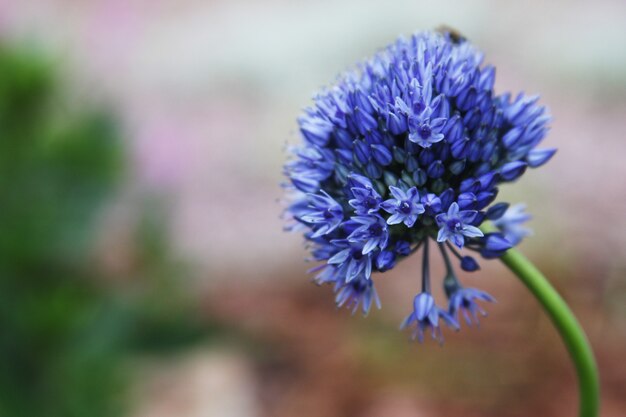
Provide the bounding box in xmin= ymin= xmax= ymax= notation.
xmin=448 ymin=202 xmax=460 ymax=217
xmin=389 ymin=186 xmax=407 ymax=201
xmin=452 ymin=234 xmax=464 ymax=249
xmin=414 ymin=292 xmax=435 ymax=321
xmin=459 ymin=209 xmax=478 ymax=223
xmin=527 ymin=148 xmax=557 ymax=168
xmin=404 ymin=214 xmax=418 ymax=227
xmin=364 ymin=256 xmax=373 ymax=279
xmin=380 ymin=200 xmax=397 ymax=213
xmin=436 ymin=227 xmax=449 ymax=242
xmin=462 ymin=225 xmax=484 ymax=238
xmin=387 ymin=213 xmax=405 ymax=225
xmin=362 ymin=239 xmax=379 ymax=254
xmin=430 ymin=117 xmax=447 ymax=129
xmin=328 ymin=249 xmax=350 ymax=264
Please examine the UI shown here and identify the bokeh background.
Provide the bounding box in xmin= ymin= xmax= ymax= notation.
xmin=0 ymin=1 xmax=625 ymax=416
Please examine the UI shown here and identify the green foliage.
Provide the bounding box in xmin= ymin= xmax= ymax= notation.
xmin=0 ymin=45 xmax=218 ymax=417
xmin=0 ymin=44 xmax=128 ymax=417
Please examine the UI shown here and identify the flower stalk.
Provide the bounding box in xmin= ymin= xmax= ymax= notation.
xmin=496 ymin=244 xmax=600 ymax=417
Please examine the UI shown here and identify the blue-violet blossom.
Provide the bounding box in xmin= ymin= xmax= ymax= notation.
xmin=381 ymin=186 xmax=425 ymax=227
xmin=283 ymin=29 xmax=555 ymax=343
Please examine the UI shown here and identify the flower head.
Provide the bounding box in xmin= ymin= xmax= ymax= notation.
xmin=283 ymin=29 xmax=554 ymax=342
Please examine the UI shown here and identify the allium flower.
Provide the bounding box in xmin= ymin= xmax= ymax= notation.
xmin=408 ymin=117 xmax=446 ymax=148
xmin=381 ymin=186 xmax=425 ymax=227
xmin=435 ymin=202 xmax=483 ymax=248
xmin=349 ymin=178 xmax=383 ymax=215
xmin=283 ymin=29 xmax=555 ymax=342
xmin=327 ymin=239 xmax=375 ymax=281
xmin=297 ymin=191 xmax=344 ymax=238
xmin=401 ymin=291 xmax=459 ymax=344
xmin=493 ymin=203 xmax=532 ymax=246
xmin=447 ymin=287 xmax=495 ymax=326
xmin=335 ymin=275 xmax=381 ymax=316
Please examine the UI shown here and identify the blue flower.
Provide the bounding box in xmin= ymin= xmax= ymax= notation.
xmin=401 ymin=292 xmax=459 ymax=343
xmin=284 ymin=146 xmax=335 ymax=188
xmin=493 ymin=203 xmax=532 ymax=246
xmin=349 ymin=185 xmax=383 ymax=215
xmin=283 ymin=29 xmax=554 ymax=340
xmin=421 ymin=193 xmax=442 ymax=215
xmin=347 ymin=215 xmax=389 ymax=254
xmin=335 ymin=275 xmax=381 ymax=315
xmin=408 ymin=117 xmax=446 ymax=148
xmin=448 ymin=287 xmax=495 ymax=326
xmin=436 ymin=202 xmax=484 ymax=248
xmin=460 ymin=256 xmax=480 ymax=272
xmin=394 ymin=240 xmax=412 ymax=256
xmin=381 ymin=186 xmax=425 ymax=227
xmin=297 ymin=191 xmax=344 ymax=238
xmin=375 ymin=250 xmax=396 ymax=271
xmin=327 ymin=240 xmax=374 ymax=281
xmin=479 ymin=233 xmax=513 ymax=258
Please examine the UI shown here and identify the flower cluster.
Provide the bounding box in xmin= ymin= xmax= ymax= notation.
xmin=283 ymin=30 xmax=554 ymax=343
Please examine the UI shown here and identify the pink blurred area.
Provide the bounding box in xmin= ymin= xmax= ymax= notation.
xmin=1 ymin=1 xmax=625 ymax=416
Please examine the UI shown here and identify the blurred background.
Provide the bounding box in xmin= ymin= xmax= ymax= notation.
xmin=0 ymin=1 xmax=625 ymax=416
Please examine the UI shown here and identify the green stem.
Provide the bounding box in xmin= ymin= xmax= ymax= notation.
xmin=498 ymin=246 xmax=600 ymax=417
